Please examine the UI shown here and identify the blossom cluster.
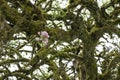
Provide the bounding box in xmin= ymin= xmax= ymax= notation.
xmin=35 ymin=31 xmax=49 ymax=45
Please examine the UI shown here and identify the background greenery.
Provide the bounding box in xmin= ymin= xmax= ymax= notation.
xmin=0 ymin=0 xmax=120 ymax=80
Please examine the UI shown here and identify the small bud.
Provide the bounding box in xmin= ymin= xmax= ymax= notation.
xmin=35 ymin=37 xmax=40 ymax=41
xmin=37 ymin=31 xmax=50 ymax=45
xmin=41 ymin=31 xmax=49 ymax=38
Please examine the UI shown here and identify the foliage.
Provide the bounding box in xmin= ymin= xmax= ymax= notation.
xmin=0 ymin=0 xmax=120 ymax=80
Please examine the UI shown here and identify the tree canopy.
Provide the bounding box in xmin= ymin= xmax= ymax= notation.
xmin=0 ymin=0 xmax=120 ymax=80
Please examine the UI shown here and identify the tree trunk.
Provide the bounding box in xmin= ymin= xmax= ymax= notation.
xmin=81 ymin=40 xmax=98 ymax=80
